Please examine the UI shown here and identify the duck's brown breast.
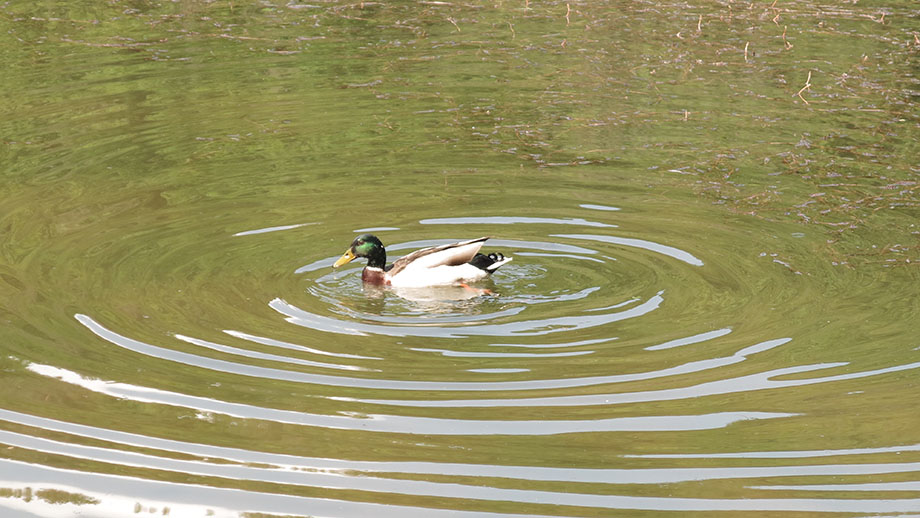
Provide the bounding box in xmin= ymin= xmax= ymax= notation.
xmin=361 ymin=267 xmax=387 ymax=285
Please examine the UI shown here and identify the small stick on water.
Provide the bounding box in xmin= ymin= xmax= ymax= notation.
xmin=565 ymin=3 xmax=571 ymax=25
xmin=914 ymin=33 xmax=920 ymax=45
xmin=447 ymin=17 xmax=460 ymax=32
xmin=508 ymin=21 xmax=515 ymax=39
xmin=683 ymin=110 xmax=690 ymax=121
xmin=744 ymin=41 xmax=750 ymax=62
xmin=796 ymin=70 xmax=812 ymax=104
xmin=561 ymin=38 xmax=567 ymax=48
xmin=697 ymin=14 xmax=702 ymax=32
xmin=782 ymin=25 xmax=793 ymax=49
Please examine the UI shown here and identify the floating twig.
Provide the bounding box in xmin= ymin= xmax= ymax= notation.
xmin=782 ymin=25 xmax=793 ymax=49
xmin=744 ymin=41 xmax=750 ymax=62
xmin=508 ymin=21 xmax=515 ymax=39
xmin=447 ymin=17 xmax=460 ymax=32
xmin=697 ymin=14 xmax=702 ymax=32
xmin=770 ymin=0 xmax=780 ymax=24
xmin=565 ymin=3 xmax=571 ymax=26
xmin=60 ymin=37 xmax=155 ymax=48
xmin=796 ymin=70 xmax=812 ymax=104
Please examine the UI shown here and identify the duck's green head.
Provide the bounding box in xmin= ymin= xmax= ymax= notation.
xmin=333 ymin=234 xmax=386 ymax=268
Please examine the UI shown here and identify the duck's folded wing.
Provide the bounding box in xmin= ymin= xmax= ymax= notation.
xmin=389 ymin=237 xmax=489 ymax=276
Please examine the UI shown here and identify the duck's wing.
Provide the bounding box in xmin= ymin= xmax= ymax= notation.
xmin=388 ymin=237 xmax=490 ymax=277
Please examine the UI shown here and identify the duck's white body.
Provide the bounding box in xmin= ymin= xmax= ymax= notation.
xmin=388 ymin=262 xmax=498 ymax=287
xmin=388 ymin=238 xmax=512 ymax=287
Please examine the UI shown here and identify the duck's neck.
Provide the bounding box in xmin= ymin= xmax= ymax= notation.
xmin=364 ymin=247 xmax=386 ymax=269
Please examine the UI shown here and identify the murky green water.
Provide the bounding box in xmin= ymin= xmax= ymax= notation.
xmin=2 ymin=1 xmax=919 ymax=516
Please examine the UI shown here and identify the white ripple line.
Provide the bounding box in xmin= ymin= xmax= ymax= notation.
xmin=3 ymin=459 xmax=920 ymax=514
xmin=26 ymin=362 xmax=792 ymax=436
xmin=2 ymin=408 xmax=916 ymax=486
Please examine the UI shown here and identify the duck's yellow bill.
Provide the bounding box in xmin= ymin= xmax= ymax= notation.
xmin=333 ymin=249 xmax=356 ymax=268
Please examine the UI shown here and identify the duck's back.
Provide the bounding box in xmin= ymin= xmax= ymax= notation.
xmin=388 ymin=237 xmax=489 ymax=277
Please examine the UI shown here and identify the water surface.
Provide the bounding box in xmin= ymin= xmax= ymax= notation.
xmin=1 ymin=1 xmax=919 ymax=516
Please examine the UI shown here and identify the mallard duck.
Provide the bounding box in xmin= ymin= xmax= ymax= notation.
xmin=332 ymin=234 xmax=512 ymax=287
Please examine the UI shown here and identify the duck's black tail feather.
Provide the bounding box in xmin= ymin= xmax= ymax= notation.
xmin=469 ymin=252 xmax=513 ymax=273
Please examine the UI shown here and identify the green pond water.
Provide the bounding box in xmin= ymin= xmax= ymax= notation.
xmin=1 ymin=0 xmax=919 ymax=516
